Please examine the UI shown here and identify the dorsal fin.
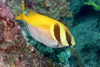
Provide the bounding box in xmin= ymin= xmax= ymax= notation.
xmin=27 ymin=9 xmax=37 ymax=17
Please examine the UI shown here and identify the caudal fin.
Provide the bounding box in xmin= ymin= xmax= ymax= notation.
xmin=16 ymin=0 xmax=27 ymax=20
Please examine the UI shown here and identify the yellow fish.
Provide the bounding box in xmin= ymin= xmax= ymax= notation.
xmin=16 ymin=0 xmax=75 ymax=48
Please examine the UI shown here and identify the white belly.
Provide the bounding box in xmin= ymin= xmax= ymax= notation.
xmin=26 ymin=23 xmax=60 ymax=48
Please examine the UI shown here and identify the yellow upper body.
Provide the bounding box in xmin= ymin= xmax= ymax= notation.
xmin=16 ymin=0 xmax=75 ymax=48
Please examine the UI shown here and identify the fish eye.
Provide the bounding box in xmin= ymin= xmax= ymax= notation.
xmin=67 ymin=37 xmax=70 ymax=41
xmin=67 ymin=37 xmax=72 ymax=46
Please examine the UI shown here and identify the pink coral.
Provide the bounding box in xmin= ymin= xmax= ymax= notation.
xmin=0 ymin=54 xmax=7 ymax=67
xmin=0 ymin=0 xmax=15 ymax=21
xmin=0 ymin=0 xmax=21 ymax=42
xmin=3 ymin=21 xmax=21 ymax=42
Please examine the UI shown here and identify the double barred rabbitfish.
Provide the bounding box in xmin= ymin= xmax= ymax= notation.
xmin=16 ymin=0 xmax=75 ymax=48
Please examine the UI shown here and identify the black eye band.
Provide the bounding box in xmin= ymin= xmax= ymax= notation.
xmin=65 ymin=30 xmax=72 ymax=46
xmin=67 ymin=37 xmax=72 ymax=46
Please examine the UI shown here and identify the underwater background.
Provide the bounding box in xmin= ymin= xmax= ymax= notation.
xmin=0 ymin=0 xmax=100 ymax=67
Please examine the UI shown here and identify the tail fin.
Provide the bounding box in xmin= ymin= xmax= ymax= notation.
xmin=16 ymin=0 xmax=27 ymax=20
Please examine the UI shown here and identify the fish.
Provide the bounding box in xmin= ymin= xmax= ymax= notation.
xmin=16 ymin=0 xmax=75 ymax=48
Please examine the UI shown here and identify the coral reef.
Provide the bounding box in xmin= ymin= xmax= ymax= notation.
xmin=36 ymin=0 xmax=73 ymax=20
xmin=0 ymin=0 xmax=15 ymax=21
xmin=0 ymin=0 xmax=19 ymax=42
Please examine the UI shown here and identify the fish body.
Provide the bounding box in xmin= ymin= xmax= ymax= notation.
xmin=16 ymin=0 xmax=75 ymax=48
